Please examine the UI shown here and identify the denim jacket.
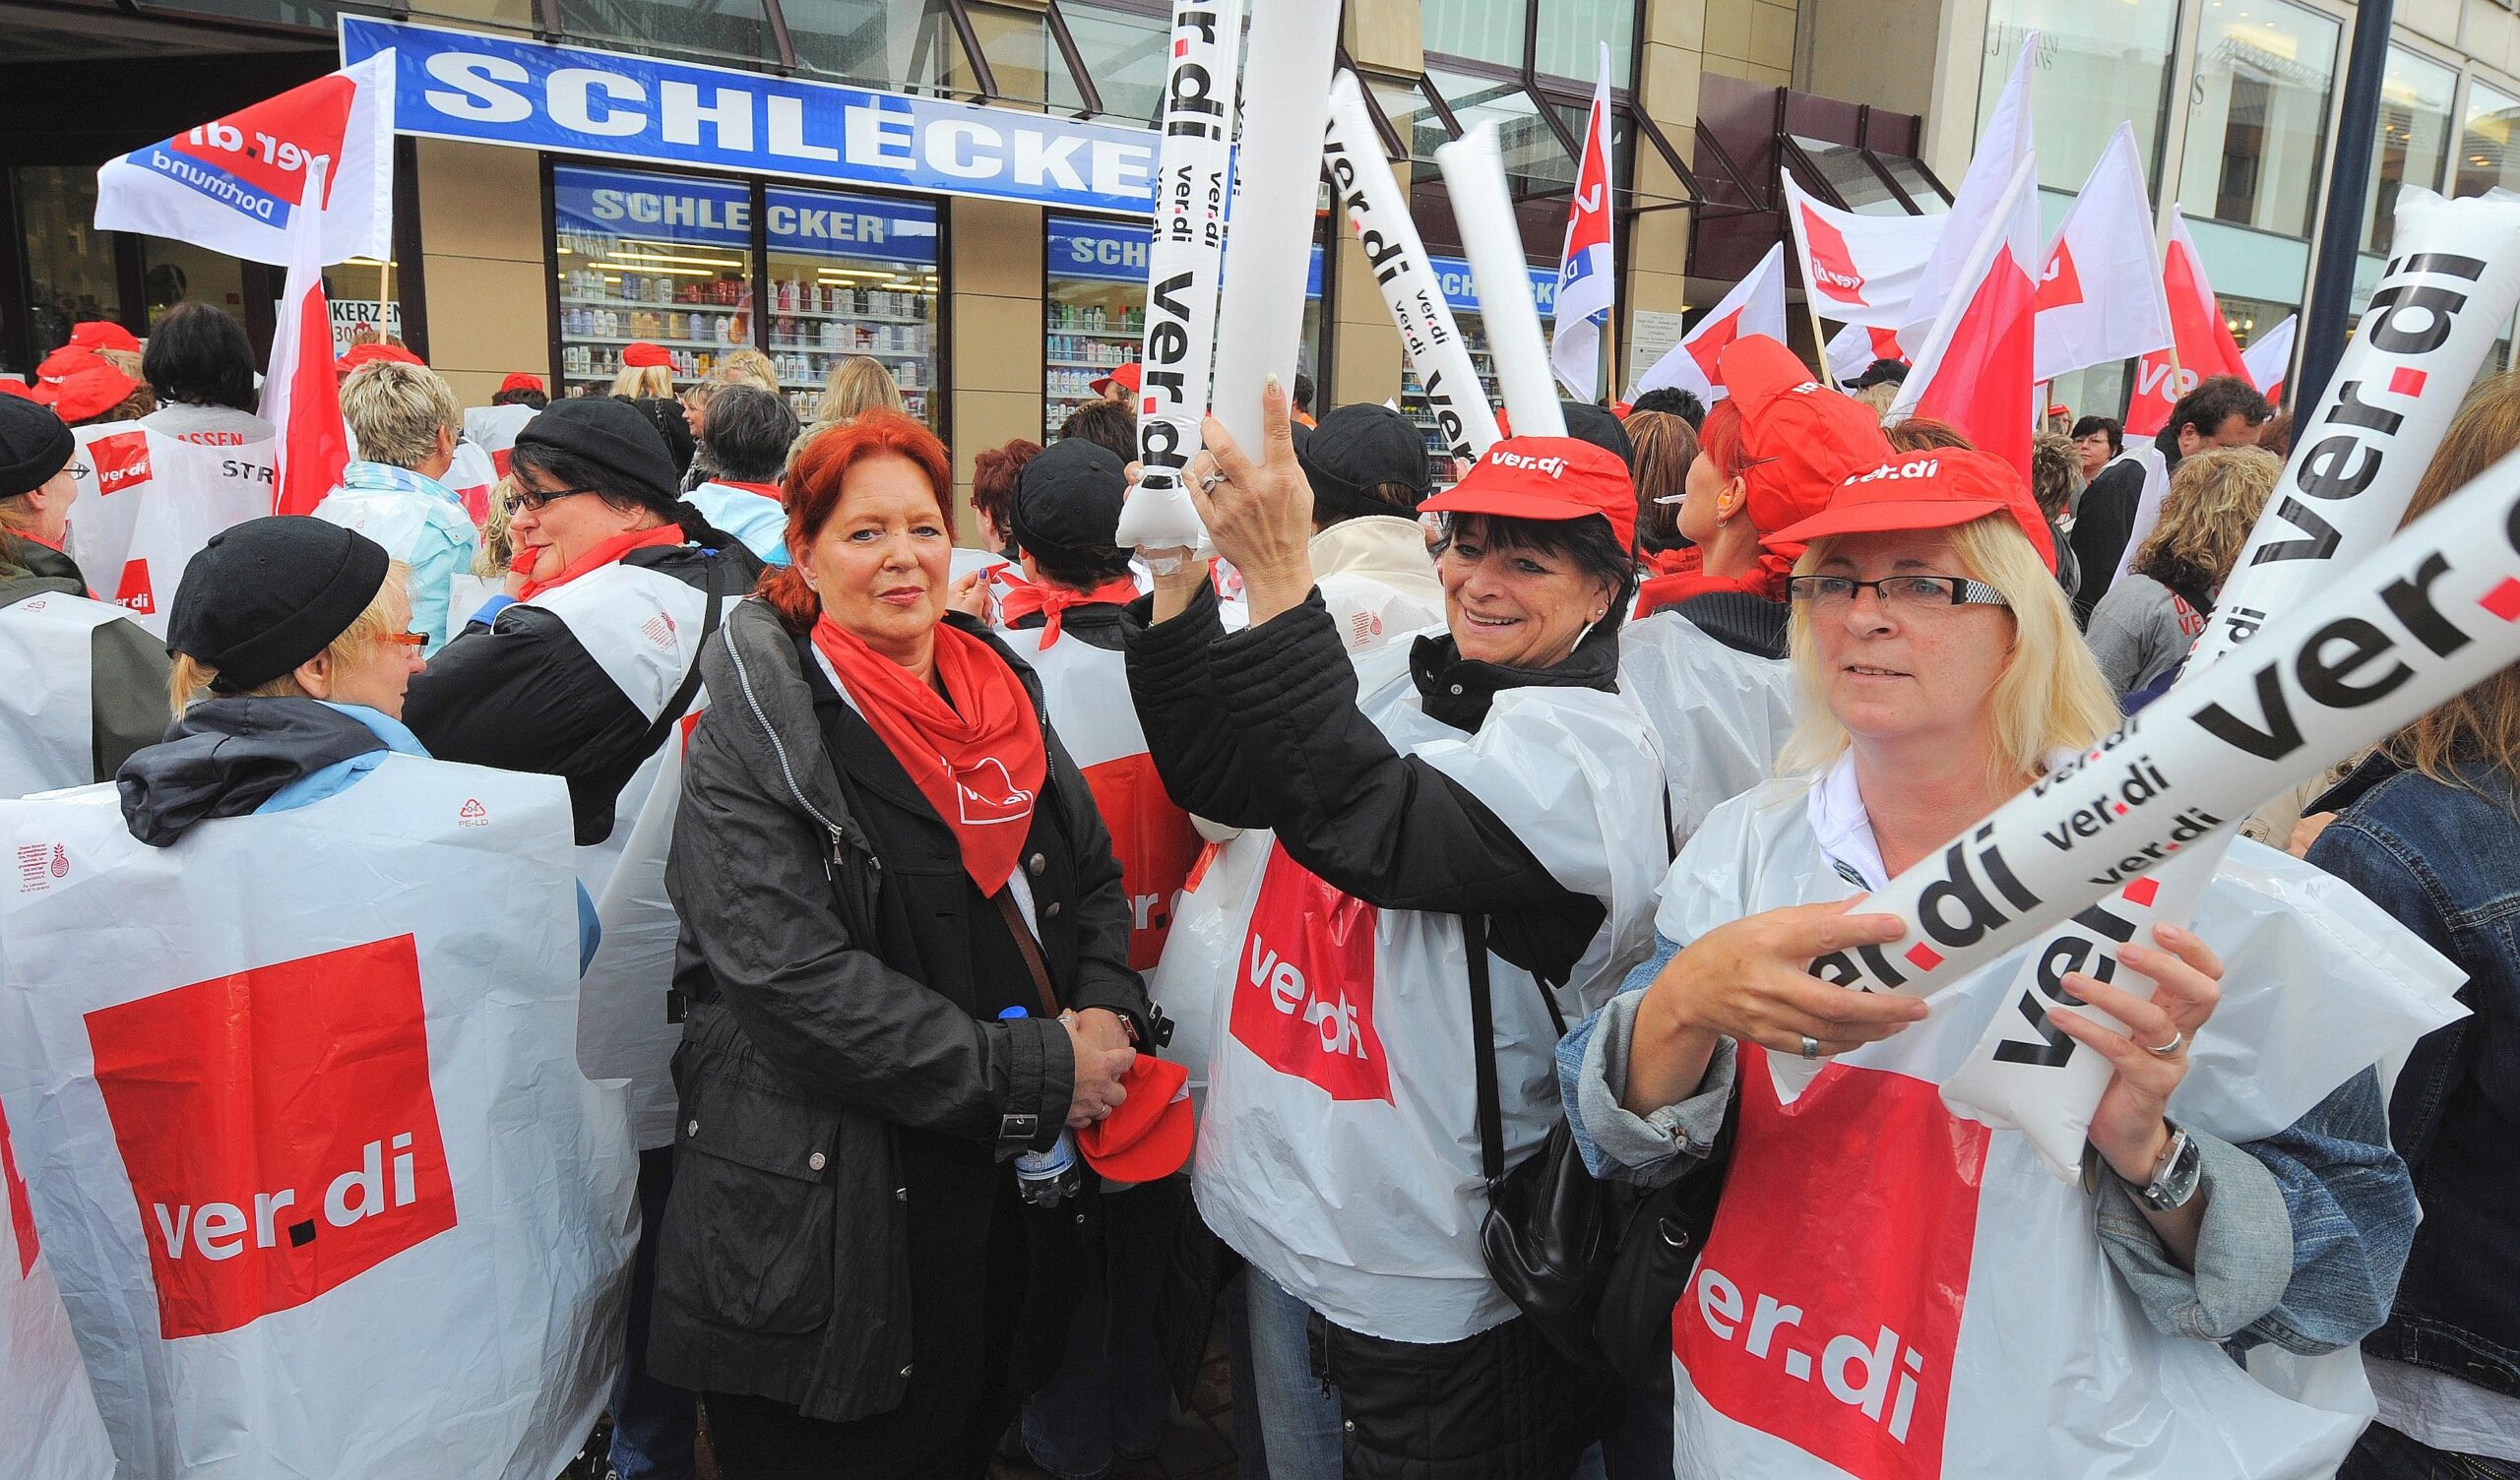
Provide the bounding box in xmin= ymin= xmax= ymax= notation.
xmin=1561 ymin=933 xmax=2416 ymax=1357
xmin=2310 ymin=756 xmax=2520 ymax=1397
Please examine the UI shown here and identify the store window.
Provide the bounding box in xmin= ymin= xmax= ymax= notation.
xmin=1423 ymin=0 xmax=1530 ymax=72
xmin=1399 ymin=256 xmax=1558 ymax=486
xmin=1982 ymin=0 xmax=2180 ymax=192
xmin=18 ymin=165 xmax=123 ymax=359
xmin=1533 ymin=0 xmax=1634 ymax=84
xmin=765 ymin=186 xmax=940 ymax=424
xmin=2365 ymin=49 xmax=2455 ymax=256
xmin=144 ymin=239 xmax=249 ymax=331
xmin=554 ymin=165 xmax=756 ymax=397
xmin=1041 ymin=215 xmax=1326 ymax=437
xmin=2177 ymin=0 xmax=2340 ymax=240
xmin=2455 ymin=81 xmax=2520 ymax=199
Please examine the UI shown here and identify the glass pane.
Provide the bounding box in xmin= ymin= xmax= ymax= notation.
xmin=1055 ymin=2 xmax=1169 ymax=123
xmin=783 ymin=0 xmax=965 ymax=92
xmin=1427 ymin=68 xmax=1573 ymax=200
xmin=1790 ymin=137 xmax=1906 ymax=213
xmin=552 ymin=165 xmax=757 ymax=398
xmin=17 ymin=165 xmax=123 ymax=362
xmin=1422 ymin=0 xmax=1527 ymax=70
xmin=2365 ymin=48 xmax=2455 ymax=256
xmin=2177 ymin=0 xmax=2340 ymax=239
xmin=143 ymin=239 xmax=251 ymax=334
xmin=965 ymin=1 xmax=1063 ymax=106
xmin=2456 ymin=81 xmax=2520 ymax=200
xmin=766 ymin=187 xmax=940 ymax=427
xmin=555 ymin=0 xmax=775 ymax=67
xmin=1552 ymin=100 xmax=1634 ymax=206
xmin=1877 ymin=154 xmax=1944 ymax=208
xmin=1983 ymin=0 xmax=2180 ymax=192
xmin=138 ymin=0 xmax=334 ymax=27
xmin=1534 ymin=0 xmax=1634 ymax=86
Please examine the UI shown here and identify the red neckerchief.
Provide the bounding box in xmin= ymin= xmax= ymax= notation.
xmin=997 ymin=574 xmax=1140 ymax=648
xmin=1632 ymin=546 xmax=1797 ymax=620
xmin=516 ymin=525 xmax=686 ymax=603
xmin=810 ymin=615 xmax=1046 ymax=892
xmin=719 ymin=480 xmax=784 ymax=502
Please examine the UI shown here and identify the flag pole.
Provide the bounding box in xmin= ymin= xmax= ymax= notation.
xmin=1604 ymin=305 xmax=1619 ymax=404
xmin=1802 ymin=294 xmax=1834 ymax=384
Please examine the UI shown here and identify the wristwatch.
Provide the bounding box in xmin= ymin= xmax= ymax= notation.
xmin=2136 ymin=1122 xmax=2203 ymax=1212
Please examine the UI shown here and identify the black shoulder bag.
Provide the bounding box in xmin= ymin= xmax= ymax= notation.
xmin=1470 ymin=912 xmax=1737 ymax=1397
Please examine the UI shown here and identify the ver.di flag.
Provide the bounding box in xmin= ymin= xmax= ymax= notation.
xmin=94 ymin=54 xmax=394 ymax=268
xmin=1630 ymin=243 xmax=1788 ymax=404
xmin=264 ymin=160 xmax=353 ymax=519
xmin=2124 ymin=208 xmax=2251 ymax=437
xmin=1898 ymin=35 xmax=2034 ymax=348
xmin=2242 ymin=314 xmax=2298 ymax=403
xmin=1825 ymin=322 xmax=1906 ymax=386
xmin=1890 ymin=154 xmax=2041 ymax=480
xmin=2032 ymin=123 xmax=2173 ymax=382
xmin=1549 ymin=42 xmax=1618 ymax=402
xmin=1780 ymin=170 xmax=1943 ymax=332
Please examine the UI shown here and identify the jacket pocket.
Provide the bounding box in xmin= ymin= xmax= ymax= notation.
xmin=657 ymin=1066 xmax=843 ymax=1336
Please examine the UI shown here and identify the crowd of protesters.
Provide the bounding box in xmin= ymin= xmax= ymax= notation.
xmin=0 ymin=318 xmax=2511 ymax=1480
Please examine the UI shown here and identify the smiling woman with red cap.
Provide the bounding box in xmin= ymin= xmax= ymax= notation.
xmin=1126 ymin=380 xmax=1667 ymax=1478
xmin=1561 ymin=447 xmax=2434 ymax=1478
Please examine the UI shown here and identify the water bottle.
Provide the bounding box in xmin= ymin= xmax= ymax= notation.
xmin=998 ymin=1007 xmax=1081 ymax=1206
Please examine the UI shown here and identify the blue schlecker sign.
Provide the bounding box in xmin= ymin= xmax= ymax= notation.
xmin=342 ymin=17 xmax=1161 ymax=214
xmin=1048 ymin=216 xmax=1323 ymax=295
xmin=551 ymin=164 xmax=939 ymax=263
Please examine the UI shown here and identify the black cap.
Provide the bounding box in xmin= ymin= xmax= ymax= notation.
xmin=1296 ymin=403 xmax=1430 ymax=523
xmin=1560 ymin=401 xmax=1636 ymax=476
xmin=513 ymin=396 xmax=682 ymax=511
xmin=0 ymin=396 xmax=75 ymax=499
xmin=1011 ymin=435 xmax=1126 ymax=568
xmin=168 ymin=517 xmax=392 ymax=692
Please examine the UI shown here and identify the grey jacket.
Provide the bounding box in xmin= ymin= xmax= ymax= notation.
xmin=647 ymin=596 xmax=1148 ymax=1421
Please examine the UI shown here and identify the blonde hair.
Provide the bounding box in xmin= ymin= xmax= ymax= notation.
xmin=340 ymin=360 xmax=461 ymax=469
xmin=1851 ymin=382 xmax=1899 ymax=420
xmin=169 ymin=564 xmax=410 ymax=714
xmin=2379 ymin=371 xmax=2520 ymax=792
xmin=473 ymin=477 xmax=518 ymax=577
xmin=1777 ymin=514 xmax=2120 ymax=787
xmin=2133 ymin=444 xmax=2280 ymax=595
xmin=611 ymin=363 xmax=675 ymax=399
xmin=814 ymin=354 xmax=903 ymax=423
xmin=715 ymin=348 xmax=781 ymax=394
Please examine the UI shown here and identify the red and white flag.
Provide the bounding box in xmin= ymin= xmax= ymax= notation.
xmin=1629 ymin=244 xmax=1789 ymax=404
xmin=2241 ymin=314 xmax=2298 ymax=403
xmin=265 ymin=162 xmax=352 ymax=519
xmin=1891 ymin=154 xmax=2042 ymax=479
xmin=1549 ymin=43 xmax=1618 ymax=402
xmin=1825 ymin=321 xmax=1908 ymax=385
xmin=94 ymin=54 xmax=394 ymax=268
xmin=2033 ymin=122 xmax=2174 ymax=382
xmin=1780 ymin=170 xmax=1943 ymax=331
xmin=2123 ymin=208 xmax=2251 ymax=437
xmin=1899 ymin=36 xmax=2035 ymax=348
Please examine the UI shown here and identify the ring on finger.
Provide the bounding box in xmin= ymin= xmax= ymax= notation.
xmin=2143 ymin=1028 xmax=2183 ymax=1057
xmin=1199 ymin=468 xmax=1228 ymax=494
xmin=1798 ymin=1034 xmax=1822 ymax=1061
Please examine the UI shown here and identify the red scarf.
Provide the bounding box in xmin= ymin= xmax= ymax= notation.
xmin=1632 ymin=548 xmax=1797 ymax=620
xmin=516 ymin=525 xmax=687 ymax=602
xmin=997 ymin=574 xmax=1140 ymax=648
xmin=810 ymin=615 xmax=1046 ymax=892
xmin=718 ymin=480 xmax=784 ymax=502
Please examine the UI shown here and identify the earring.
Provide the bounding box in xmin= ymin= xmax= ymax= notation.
xmin=1590 ymin=608 xmax=1606 ymax=622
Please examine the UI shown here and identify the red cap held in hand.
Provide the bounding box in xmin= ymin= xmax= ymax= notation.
xmin=1419 ymin=435 xmax=1638 ymax=551
xmin=1766 ymin=447 xmax=2057 ymax=573
xmin=1077 ymin=1055 xmax=1194 ymax=1184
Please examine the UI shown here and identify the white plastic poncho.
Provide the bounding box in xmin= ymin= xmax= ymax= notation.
xmin=1616 ymin=610 xmax=1797 ymax=851
xmin=0 ymin=590 xmax=143 ymax=799
xmin=1649 ymin=764 xmax=2463 ymax=1480
xmin=63 ymin=426 xmax=272 ymax=636
xmin=0 ymin=757 xmax=636 ymax=1479
xmin=0 ymin=1095 xmax=115 ymax=1479
xmin=1166 ymin=640 xmax=1668 ymax=1344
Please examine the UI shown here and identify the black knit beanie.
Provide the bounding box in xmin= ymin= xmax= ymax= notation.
xmin=167 ymin=517 xmax=391 ymax=691
xmin=513 ymin=396 xmax=682 ymax=512
xmin=0 ymin=396 xmax=75 ymax=498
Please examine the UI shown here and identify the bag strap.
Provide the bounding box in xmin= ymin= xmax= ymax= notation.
xmin=1465 ymin=912 xmax=1505 ymax=1188
xmin=993 ymin=888 xmax=1061 ymax=1019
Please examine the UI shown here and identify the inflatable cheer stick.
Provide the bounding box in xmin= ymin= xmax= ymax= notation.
xmin=1932 ymin=188 xmax=2520 ymax=1171
xmin=1114 ymin=0 xmax=1243 ymax=564
xmin=1203 ymin=0 xmax=1340 ymax=461
xmin=1437 ymin=124 xmax=1566 ymax=440
xmin=1323 ymin=70 xmax=1501 ymax=464
xmin=1769 ymin=444 xmax=2520 ymax=1106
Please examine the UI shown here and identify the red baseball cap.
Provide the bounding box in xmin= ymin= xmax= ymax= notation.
xmin=1088 ymin=362 xmax=1141 ymax=397
xmin=500 ymin=371 xmax=547 ymax=395
xmin=336 ymin=341 xmax=425 ymax=374
xmin=35 ymin=361 xmax=140 ymax=422
xmin=621 ymin=341 xmax=673 ymax=370
xmin=35 ymin=345 xmax=102 ymax=387
xmin=0 ymin=378 xmax=33 ymax=401
xmin=1419 ymin=435 xmax=1638 ymax=551
xmin=69 ymin=321 xmax=142 ymax=355
xmin=1077 ymin=1056 xmax=1194 ymax=1184
xmin=1767 ymin=448 xmax=2058 ymax=573
xmin=1719 ymin=335 xmax=1893 ymax=540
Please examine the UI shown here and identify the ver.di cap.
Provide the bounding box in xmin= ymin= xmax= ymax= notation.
xmin=1718 ymin=335 xmax=1894 ymax=543
xmin=1419 ymin=435 xmax=1638 ymax=552
xmin=1766 ymin=447 xmax=2058 ymax=573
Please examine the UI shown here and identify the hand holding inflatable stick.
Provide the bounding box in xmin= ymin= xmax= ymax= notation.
xmin=1186 ymin=376 xmax=1316 ymax=627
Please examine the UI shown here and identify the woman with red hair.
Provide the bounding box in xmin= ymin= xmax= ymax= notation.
xmin=649 ymin=409 xmax=1158 ymax=1478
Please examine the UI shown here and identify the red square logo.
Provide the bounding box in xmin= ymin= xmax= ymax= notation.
xmin=113 ymin=560 xmax=155 ymax=616
xmin=1902 ymin=941 xmax=1943 ymax=972
xmin=2390 ymin=366 xmax=2428 ymax=399
xmin=1676 ymin=1051 xmax=1989 ymax=1479
xmin=84 ymin=936 xmax=457 ymax=1338
xmin=2481 ymin=577 xmax=2520 ymax=624
xmin=88 ymin=431 xmax=153 ymax=496
xmin=2121 ymin=876 xmax=2160 ymax=908
xmin=1228 ymin=842 xmax=1390 ymax=1102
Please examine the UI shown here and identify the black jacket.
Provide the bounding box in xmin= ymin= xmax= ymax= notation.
xmin=1126 ymin=580 xmax=1607 ymax=982
xmin=2070 ymin=458 xmax=2147 ymax=623
xmin=647 ymin=596 xmax=1149 ymax=1423
xmin=116 ymin=698 xmax=387 ymax=844
xmin=402 ymin=540 xmax=763 ymax=843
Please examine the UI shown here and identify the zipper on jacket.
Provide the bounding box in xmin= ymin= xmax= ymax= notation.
xmin=723 ymin=619 xmax=877 ymax=877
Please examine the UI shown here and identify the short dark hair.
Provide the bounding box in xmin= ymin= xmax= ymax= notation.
xmin=141 ymin=302 xmax=257 ymax=411
xmin=492 ymin=387 xmax=549 ymax=409
xmin=1629 ymin=387 xmax=1706 ymax=427
xmin=2167 ymin=376 xmax=2272 ymax=444
xmin=1058 ymin=398 xmax=1137 ymax=462
xmin=699 ymin=385 xmax=799 ymax=483
xmin=2070 ymin=414 xmax=2122 ymax=457
xmin=1292 ymin=371 xmax=1315 ymax=413
xmin=1431 ymin=512 xmax=1638 ymax=635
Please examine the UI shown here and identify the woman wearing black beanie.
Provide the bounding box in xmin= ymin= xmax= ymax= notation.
xmin=399 ymin=394 xmax=764 ymax=1480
